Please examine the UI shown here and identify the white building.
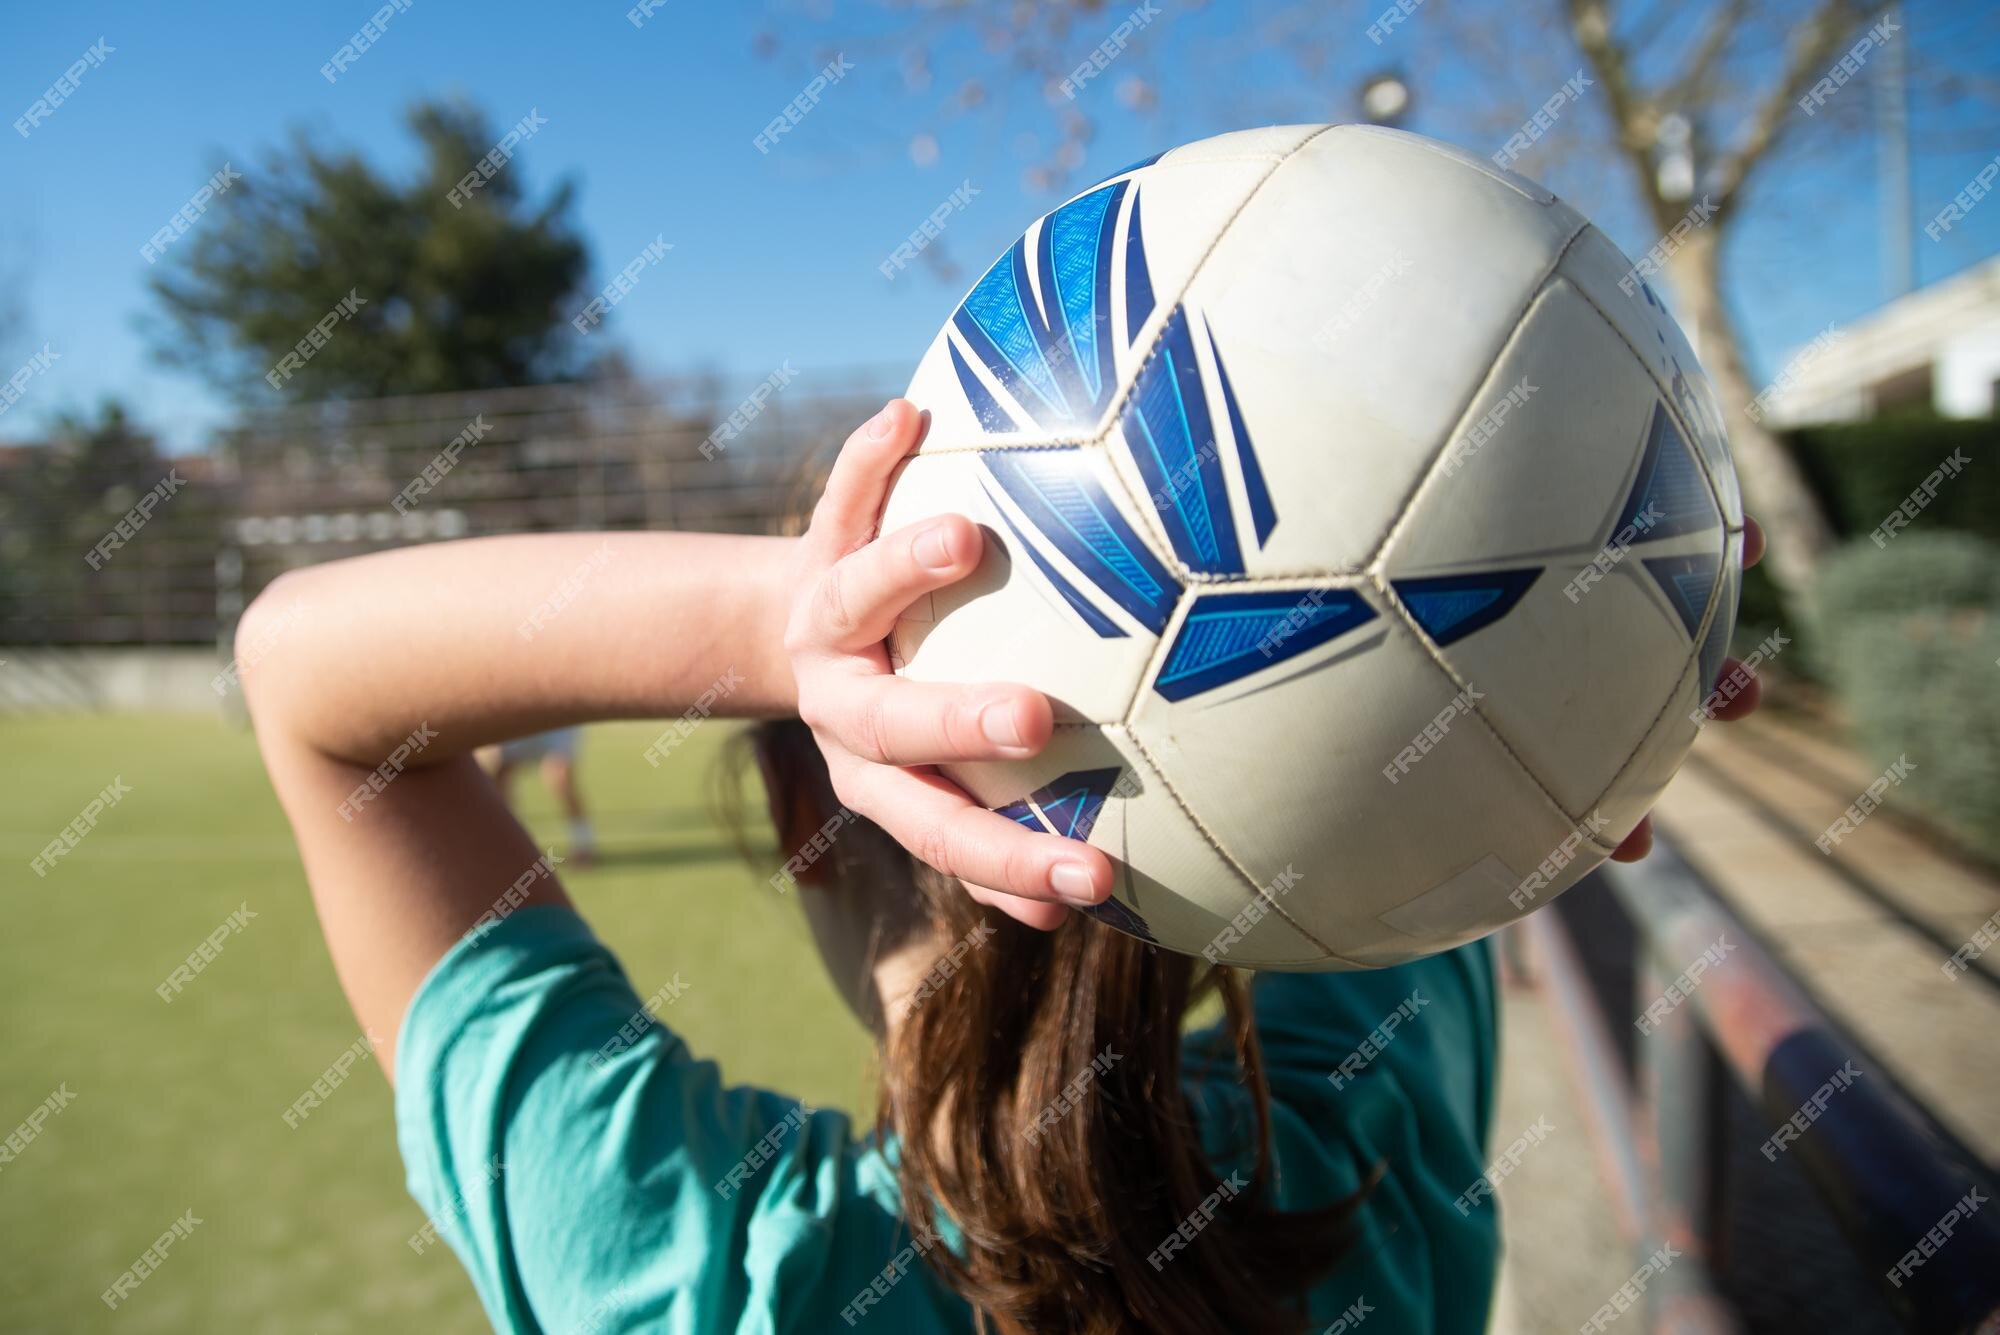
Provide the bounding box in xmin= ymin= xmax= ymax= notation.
xmin=1761 ymin=254 xmax=2000 ymax=426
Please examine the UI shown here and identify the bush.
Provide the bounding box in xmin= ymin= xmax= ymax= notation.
xmin=1814 ymin=531 xmax=2000 ymax=623
xmin=1815 ymin=534 xmax=2000 ymax=864
xmin=1728 ymin=416 xmax=1993 ymax=678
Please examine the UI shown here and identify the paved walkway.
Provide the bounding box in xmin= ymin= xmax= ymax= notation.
xmin=1488 ymin=972 xmax=1632 ymax=1334
xmin=1489 ymin=710 xmax=2000 ymax=1331
xmin=1653 ymin=711 xmax=2000 ymax=1165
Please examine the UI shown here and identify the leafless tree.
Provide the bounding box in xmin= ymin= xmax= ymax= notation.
xmin=1562 ymin=0 xmax=1870 ymax=598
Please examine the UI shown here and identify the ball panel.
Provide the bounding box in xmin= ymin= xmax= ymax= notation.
xmin=1589 ymin=633 xmax=1709 ymax=843
xmin=1414 ymin=542 xmax=1715 ymax=820
xmin=1695 ymin=528 xmax=1745 ymax=710
xmin=1557 ymin=225 xmax=1744 ymax=528
xmin=1129 ymin=597 xmax=1595 ymax=967
xmin=1377 ymin=277 xmax=1728 ymax=816
xmin=901 ymin=318 xmax=1041 ymax=451
xmin=1150 ymin=583 xmax=1381 ymax=704
xmin=1176 ymin=123 xmax=1587 ymax=576
xmin=943 ymin=725 xmax=1332 ymax=968
xmin=1340 ymin=123 xmax=1563 ymax=208
xmin=881 ymin=449 xmax=1165 ymax=724
xmin=1527 ymin=528 xmax=1740 ymax=849
xmin=1151 ymin=123 xmax=1329 ymax=166
xmin=1098 ymin=303 xmax=1281 ymax=582
xmin=1378 ymin=278 xmax=1699 ymax=570
xmin=905 ymin=140 xmax=1312 ymax=454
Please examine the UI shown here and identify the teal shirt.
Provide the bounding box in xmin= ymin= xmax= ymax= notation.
xmin=395 ymin=906 xmax=1499 ymax=1334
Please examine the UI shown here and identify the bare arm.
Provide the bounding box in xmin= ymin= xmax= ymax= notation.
xmin=240 ymin=530 xmax=797 ymax=1073
xmin=242 ymin=395 xmax=1761 ymax=1079
xmin=242 ymin=530 xmax=798 ymax=766
xmin=242 ymin=401 xmax=1110 ymax=1080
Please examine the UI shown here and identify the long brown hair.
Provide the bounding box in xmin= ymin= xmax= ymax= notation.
xmin=724 ymin=718 xmax=1358 ymax=1334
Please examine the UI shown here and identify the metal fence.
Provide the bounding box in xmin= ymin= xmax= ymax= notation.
xmin=0 ymin=372 xmax=900 ymax=649
xmin=1531 ymin=846 xmax=2000 ymax=1334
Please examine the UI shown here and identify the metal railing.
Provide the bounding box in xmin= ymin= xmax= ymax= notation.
xmin=1528 ymin=842 xmax=2000 ymax=1334
xmin=0 ymin=372 xmax=900 ymax=649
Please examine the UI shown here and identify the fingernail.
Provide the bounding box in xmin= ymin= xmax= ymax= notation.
xmin=917 ymin=525 xmax=957 ymax=569
xmin=1049 ymin=860 xmax=1102 ymax=906
xmin=979 ymin=699 xmax=1024 ymax=748
xmin=867 ymin=404 xmax=895 ymax=439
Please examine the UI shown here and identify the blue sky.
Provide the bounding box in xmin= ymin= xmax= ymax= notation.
xmin=4 ymin=0 xmax=1996 ymax=451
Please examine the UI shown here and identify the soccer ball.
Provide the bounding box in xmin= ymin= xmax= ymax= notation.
xmin=880 ymin=125 xmax=1743 ymax=969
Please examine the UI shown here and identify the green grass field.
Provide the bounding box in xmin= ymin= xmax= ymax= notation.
xmin=0 ymin=713 xmax=877 ymax=1333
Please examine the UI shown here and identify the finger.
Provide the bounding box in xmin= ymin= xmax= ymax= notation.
xmin=804 ymin=400 xmax=925 ymax=563
xmin=965 ymin=881 xmax=1071 ymax=931
xmin=1742 ymin=516 xmax=1764 ymax=569
xmin=813 ymin=674 xmax=1052 ymax=765
xmin=1610 ymin=816 xmax=1654 ymax=863
xmin=837 ymin=760 xmax=1112 ymax=906
xmin=800 ymin=514 xmax=983 ymax=654
xmin=1702 ymin=656 xmax=1762 ymax=723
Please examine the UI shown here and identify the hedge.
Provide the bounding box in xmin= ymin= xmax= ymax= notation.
xmin=1789 ymin=413 xmax=1998 ymax=545
xmin=1813 ymin=531 xmax=2000 ymax=624
xmin=1814 ymin=534 xmax=2000 ymax=865
xmin=1730 ymin=414 xmax=1995 ymax=672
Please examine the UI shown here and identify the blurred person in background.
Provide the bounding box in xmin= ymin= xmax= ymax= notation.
xmin=479 ymin=728 xmax=597 ymax=868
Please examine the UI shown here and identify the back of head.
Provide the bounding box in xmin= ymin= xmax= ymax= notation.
xmin=728 ymin=718 xmax=1357 ymax=1335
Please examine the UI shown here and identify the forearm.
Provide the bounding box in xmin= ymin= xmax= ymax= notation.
xmin=239 ymin=531 xmax=797 ymax=765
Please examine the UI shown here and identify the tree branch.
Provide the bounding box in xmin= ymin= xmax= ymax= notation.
xmin=1661 ymin=0 xmax=1750 ymax=114
xmin=1706 ymin=0 xmax=1874 ymax=219
xmin=1619 ymin=0 xmax=1682 ymax=66
xmin=1566 ymin=0 xmax=1673 ymax=223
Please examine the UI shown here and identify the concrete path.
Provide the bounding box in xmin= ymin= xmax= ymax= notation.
xmin=1652 ymin=712 xmax=2000 ymax=1165
xmin=1488 ymin=965 xmax=1633 ymax=1334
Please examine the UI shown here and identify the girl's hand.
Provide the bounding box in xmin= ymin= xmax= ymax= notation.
xmin=1609 ymin=515 xmax=1768 ymax=861
xmin=782 ymin=400 xmax=1113 ymax=931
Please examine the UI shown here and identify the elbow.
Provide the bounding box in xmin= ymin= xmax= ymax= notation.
xmin=232 ymin=569 xmax=311 ymax=723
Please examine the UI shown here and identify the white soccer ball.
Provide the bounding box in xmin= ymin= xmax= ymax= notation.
xmin=881 ymin=125 xmax=1744 ymax=969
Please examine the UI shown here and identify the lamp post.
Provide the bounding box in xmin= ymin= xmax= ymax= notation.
xmin=1359 ymin=72 xmax=1412 ymax=127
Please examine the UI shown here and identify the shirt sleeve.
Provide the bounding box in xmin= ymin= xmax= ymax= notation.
xmin=393 ymin=905 xmax=967 ymax=1335
xmin=1182 ymin=942 xmax=1502 ymax=1334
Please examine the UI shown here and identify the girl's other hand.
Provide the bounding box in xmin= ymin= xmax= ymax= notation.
xmin=781 ymin=400 xmax=1113 ymax=931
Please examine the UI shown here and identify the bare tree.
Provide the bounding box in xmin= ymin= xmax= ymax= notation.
xmin=1564 ymin=0 xmax=1869 ymax=597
